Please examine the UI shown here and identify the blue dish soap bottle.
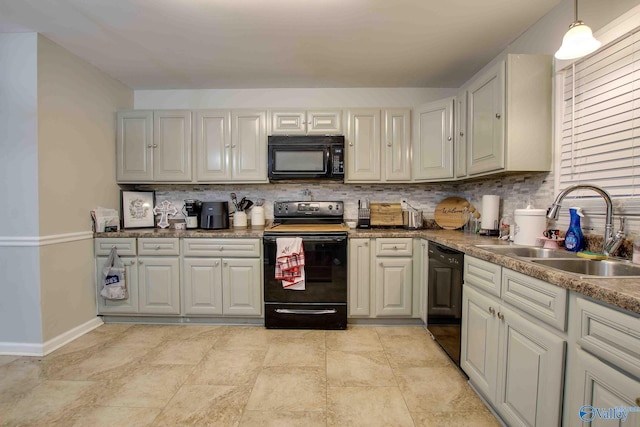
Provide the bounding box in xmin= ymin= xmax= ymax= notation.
xmin=565 ymin=207 xmax=585 ymax=252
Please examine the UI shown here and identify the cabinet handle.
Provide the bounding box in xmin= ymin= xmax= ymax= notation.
xmin=218 ymin=247 xmax=224 ymax=251
xmin=223 ymin=262 xmax=228 ymax=266
xmin=387 ymin=142 xmax=392 ymax=147
xmin=448 ymin=136 xmax=452 ymax=141
xmin=349 ymin=142 xmax=354 ymax=147
xmin=459 ymin=132 xmax=464 ymax=137
xmin=495 ymin=113 xmax=501 ymax=119
xmin=130 ymin=260 xmax=135 ymax=265
xmin=364 ymin=242 xmax=369 ymax=246
xmin=138 ymin=260 xmax=143 ymax=264
xmin=232 ymin=145 xmax=237 ymax=148
xmin=153 ymin=144 xmax=158 ymax=148
xmin=155 ymin=245 xmax=160 ymax=250
xmin=379 ymin=262 xmax=384 ymax=266
xmin=497 ymin=312 xmax=504 ymax=320
xmin=147 ymin=144 xmax=153 ymax=148
xmin=488 ymin=307 xmax=495 ymax=315
xmin=214 ymin=261 xmax=219 ymax=266
xmin=225 ymin=144 xmax=230 ymax=148
xmin=393 ymin=245 xmax=398 ymax=250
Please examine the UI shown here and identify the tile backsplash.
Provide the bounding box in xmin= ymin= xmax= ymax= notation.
xmin=136 ymin=172 xmax=554 ymax=222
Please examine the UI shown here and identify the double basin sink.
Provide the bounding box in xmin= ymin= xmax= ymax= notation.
xmin=476 ymin=245 xmax=640 ymax=278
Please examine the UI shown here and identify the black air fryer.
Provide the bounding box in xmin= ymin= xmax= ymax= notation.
xmin=200 ymin=201 xmax=229 ymax=229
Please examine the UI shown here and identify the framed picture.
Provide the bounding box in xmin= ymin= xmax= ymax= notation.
xmin=121 ymin=190 xmax=156 ymax=229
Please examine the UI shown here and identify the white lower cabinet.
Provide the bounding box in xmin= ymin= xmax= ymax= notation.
xmin=564 ymin=293 xmax=640 ymax=426
xmin=347 ymin=237 xmax=415 ymax=318
xmin=375 ymin=257 xmax=413 ymax=316
xmin=461 ymin=256 xmax=566 ymax=427
xmin=182 ymin=238 xmax=262 ymax=317
xmin=95 ymin=238 xmax=180 ymax=315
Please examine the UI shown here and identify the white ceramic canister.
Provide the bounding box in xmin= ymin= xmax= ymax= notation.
xmin=233 ymin=211 xmax=248 ymax=228
xmin=513 ymin=206 xmax=547 ymax=246
xmin=251 ymin=206 xmax=265 ymax=229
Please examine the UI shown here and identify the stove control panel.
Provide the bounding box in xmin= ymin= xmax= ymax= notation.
xmin=274 ymin=201 xmax=343 ymax=218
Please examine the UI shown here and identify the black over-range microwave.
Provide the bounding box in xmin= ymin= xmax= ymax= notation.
xmin=268 ymin=135 xmax=345 ymax=181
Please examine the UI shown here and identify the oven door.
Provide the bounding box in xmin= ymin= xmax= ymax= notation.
xmin=263 ymin=233 xmax=347 ymax=304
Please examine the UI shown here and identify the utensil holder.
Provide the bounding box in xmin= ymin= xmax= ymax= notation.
xmin=233 ymin=211 xmax=247 ymax=228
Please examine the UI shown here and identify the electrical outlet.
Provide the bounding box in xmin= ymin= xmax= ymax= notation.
xmin=401 ymin=199 xmax=408 ymax=209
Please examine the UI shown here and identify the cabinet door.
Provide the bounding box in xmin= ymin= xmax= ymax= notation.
xmin=307 ymin=110 xmax=342 ymax=135
xmin=195 ymin=110 xmax=232 ymax=181
xmin=567 ymin=349 xmax=640 ymax=427
xmin=495 ymin=305 xmax=565 ymax=427
xmin=153 ymin=110 xmax=192 ymax=181
xmin=96 ymin=255 xmax=139 ymax=314
xmin=346 ymin=109 xmax=381 ymax=181
xmin=374 ymin=257 xmax=412 ymax=316
xmin=232 ymin=110 xmax=267 ymax=181
xmin=461 ymin=285 xmax=499 ymax=401
xmin=455 ymin=92 xmax=467 ymax=178
xmin=116 ymin=110 xmax=153 ymax=182
xmin=270 ymin=111 xmax=306 ymax=135
xmin=384 ymin=108 xmax=411 ymax=181
xmin=222 ymin=258 xmax=262 ymax=316
xmin=412 ymin=99 xmax=454 ymax=180
xmin=467 ymin=61 xmax=505 ymax=175
xmin=183 ymin=258 xmax=223 ymax=315
xmin=138 ymin=257 xmax=180 ymax=314
xmin=348 ymin=238 xmax=371 ymax=317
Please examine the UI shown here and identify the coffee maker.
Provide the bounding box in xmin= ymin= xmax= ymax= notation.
xmin=183 ymin=199 xmax=203 ymax=229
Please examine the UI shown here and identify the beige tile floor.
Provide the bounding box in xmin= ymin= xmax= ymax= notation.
xmin=0 ymin=324 xmax=501 ymax=427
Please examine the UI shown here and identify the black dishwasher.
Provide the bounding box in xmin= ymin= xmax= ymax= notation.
xmin=427 ymin=242 xmax=464 ymax=366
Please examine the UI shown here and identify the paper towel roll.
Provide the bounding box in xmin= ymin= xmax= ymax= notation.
xmin=481 ymin=195 xmax=500 ymax=230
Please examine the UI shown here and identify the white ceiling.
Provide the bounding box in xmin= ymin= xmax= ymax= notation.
xmin=0 ymin=0 xmax=562 ymax=90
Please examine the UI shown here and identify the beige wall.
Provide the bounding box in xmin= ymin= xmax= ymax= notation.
xmin=36 ymin=35 xmax=133 ymax=341
xmin=37 ymin=35 xmax=133 ymax=235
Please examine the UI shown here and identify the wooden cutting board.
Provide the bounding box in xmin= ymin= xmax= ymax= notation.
xmin=434 ymin=197 xmax=469 ymax=229
xmin=370 ymin=203 xmax=403 ymax=226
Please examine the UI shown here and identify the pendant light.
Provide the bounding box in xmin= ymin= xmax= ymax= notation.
xmin=555 ymin=0 xmax=601 ymax=60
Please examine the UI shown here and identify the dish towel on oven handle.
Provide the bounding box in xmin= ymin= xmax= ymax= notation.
xmin=275 ymin=237 xmax=305 ymax=290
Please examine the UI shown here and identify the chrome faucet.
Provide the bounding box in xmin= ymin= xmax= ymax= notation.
xmin=546 ymin=184 xmax=624 ymax=256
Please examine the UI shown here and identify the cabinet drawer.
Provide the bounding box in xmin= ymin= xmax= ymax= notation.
xmin=95 ymin=238 xmax=137 ymax=256
xmin=464 ymin=256 xmax=501 ymax=297
xmin=375 ymin=238 xmax=413 ymax=256
xmin=574 ymin=296 xmax=640 ymax=379
xmin=137 ymin=238 xmax=180 ymax=256
xmin=502 ymin=268 xmax=568 ymax=331
xmin=183 ymin=238 xmax=261 ymax=257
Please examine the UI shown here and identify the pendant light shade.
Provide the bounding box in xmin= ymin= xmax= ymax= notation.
xmin=555 ymin=0 xmax=601 ymax=60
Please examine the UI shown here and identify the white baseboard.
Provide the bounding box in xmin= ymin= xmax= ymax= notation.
xmin=0 ymin=231 xmax=94 ymax=247
xmin=0 ymin=317 xmax=104 ymax=356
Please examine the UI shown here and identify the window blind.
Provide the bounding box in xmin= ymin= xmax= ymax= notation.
xmin=559 ymin=30 xmax=640 ymax=200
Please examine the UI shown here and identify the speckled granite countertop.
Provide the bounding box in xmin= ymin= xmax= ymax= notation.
xmin=95 ymin=227 xmax=640 ymax=315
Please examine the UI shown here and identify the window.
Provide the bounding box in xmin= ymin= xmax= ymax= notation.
xmin=555 ymin=8 xmax=640 ymax=232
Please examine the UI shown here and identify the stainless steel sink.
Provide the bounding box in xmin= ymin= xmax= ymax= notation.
xmin=530 ymin=258 xmax=640 ymax=278
xmin=475 ymin=245 xmax=578 ymax=259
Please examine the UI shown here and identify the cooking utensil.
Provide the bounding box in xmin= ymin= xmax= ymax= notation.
xmin=243 ymin=199 xmax=254 ymax=211
xmin=256 ymin=198 xmax=265 ymax=207
xmin=230 ymin=193 xmax=239 ymax=210
xmin=238 ymin=197 xmax=246 ymax=211
xmin=434 ymin=196 xmax=469 ymax=229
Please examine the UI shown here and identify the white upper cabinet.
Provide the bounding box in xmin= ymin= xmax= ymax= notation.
xmin=464 ymin=54 xmax=552 ymax=177
xmin=117 ymin=110 xmax=192 ymax=183
xmin=194 ymin=110 xmax=232 ymax=182
xmin=270 ymin=110 xmax=342 ymax=135
xmin=467 ymin=61 xmax=505 ymax=175
xmin=231 ymin=109 xmax=268 ymax=182
xmin=412 ymin=98 xmax=454 ymax=181
xmin=455 ymin=91 xmax=467 ymax=179
xmin=384 ymin=109 xmax=411 ymax=181
xmin=346 ymin=109 xmax=382 ymax=181
xmin=346 ymin=108 xmax=411 ymax=183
